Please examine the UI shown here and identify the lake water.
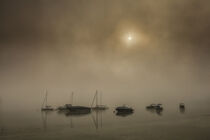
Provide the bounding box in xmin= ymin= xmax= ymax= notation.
xmin=0 ymin=105 xmax=210 ymax=140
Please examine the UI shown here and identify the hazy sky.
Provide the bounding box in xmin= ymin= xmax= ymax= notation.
xmin=0 ymin=0 xmax=209 ymax=109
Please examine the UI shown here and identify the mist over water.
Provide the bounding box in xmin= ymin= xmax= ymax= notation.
xmin=0 ymin=0 xmax=210 ymax=139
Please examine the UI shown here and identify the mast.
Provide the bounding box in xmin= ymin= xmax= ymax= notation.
xmin=96 ymin=90 xmax=98 ymax=107
xmin=100 ymin=92 xmax=102 ymax=106
xmin=46 ymin=89 xmax=48 ymax=107
xmin=71 ymin=92 xmax=74 ymax=105
xmin=91 ymin=90 xmax=97 ymax=108
xmin=42 ymin=89 xmax=47 ymax=108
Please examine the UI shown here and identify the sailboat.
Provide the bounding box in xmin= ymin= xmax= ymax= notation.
xmin=65 ymin=92 xmax=91 ymax=114
xmin=91 ymin=90 xmax=108 ymax=110
xmin=41 ymin=90 xmax=54 ymax=111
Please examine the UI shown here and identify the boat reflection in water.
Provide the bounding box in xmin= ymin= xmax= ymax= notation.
xmin=41 ymin=110 xmax=53 ymax=130
xmin=57 ymin=108 xmax=91 ymax=117
xmin=65 ymin=109 xmax=91 ymax=117
xmin=179 ymin=108 xmax=185 ymax=114
xmin=91 ymin=110 xmax=105 ymax=129
xmin=115 ymin=111 xmax=133 ymax=117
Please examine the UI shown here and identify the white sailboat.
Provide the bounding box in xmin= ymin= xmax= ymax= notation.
xmin=41 ymin=90 xmax=54 ymax=111
xmin=91 ymin=90 xmax=108 ymax=110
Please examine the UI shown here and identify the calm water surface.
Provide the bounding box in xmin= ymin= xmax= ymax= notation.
xmin=0 ymin=105 xmax=210 ymax=140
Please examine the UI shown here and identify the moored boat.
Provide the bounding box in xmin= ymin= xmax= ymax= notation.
xmin=67 ymin=105 xmax=91 ymax=112
xmin=91 ymin=90 xmax=108 ymax=110
xmin=155 ymin=104 xmax=163 ymax=110
xmin=41 ymin=90 xmax=54 ymax=111
xmin=179 ymin=103 xmax=185 ymax=109
xmin=146 ymin=104 xmax=157 ymax=109
xmin=115 ymin=105 xmax=134 ymax=112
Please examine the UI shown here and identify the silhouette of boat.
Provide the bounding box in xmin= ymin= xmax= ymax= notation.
xmin=146 ymin=104 xmax=163 ymax=110
xmin=57 ymin=93 xmax=91 ymax=113
xmin=91 ymin=90 xmax=108 ymax=110
xmin=67 ymin=105 xmax=91 ymax=112
xmin=146 ymin=104 xmax=157 ymax=109
xmin=41 ymin=90 xmax=54 ymax=111
xmin=155 ymin=104 xmax=163 ymax=110
xmin=146 ymin=104 xmax=163 ymax=115
xmin=58 ymin=105 xmax=91 ymax=116
xmin=115 ymin=105 xmax=134 ymax=113
xmin=179 ymin=103 xmax=185 ymax=109
xmin=64 ymin=108 xmax=91 ymax=116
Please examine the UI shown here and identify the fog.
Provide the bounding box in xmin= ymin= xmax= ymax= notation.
xmin=0 ymin=0 xmax=209 ymax=110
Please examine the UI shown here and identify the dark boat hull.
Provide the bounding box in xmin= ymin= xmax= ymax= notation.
xmin=116 ymin=108 xmax=133 ymax=112
xmin=67 ymin=106 xmax=91 ymax=112
xmin=179 ymin=105 xmax=185 ymax=109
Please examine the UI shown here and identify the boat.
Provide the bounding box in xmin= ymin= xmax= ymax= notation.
xmin=58 ymin=105 xmax=91 ymax=116
xmin=155 ymin=104 xmax=163 ymax=110
xmin=115 ymin=105 xmax=134 ymax=112
xmin=146 ymin=104 xmax=157 ymax=109
xmin=64 ymin=92 xmax=91 ymax=113
xmin=179 ymin=103 xmax=185 ymax=109
xmin=67 ymin=105 xmax=91 ymax=114
xmin=67 ymin=106 xmax=90 ymax=111
xmin=41 ymin=90 xmax=54 ymax=111
xmin=146 ymin=104 xmax=163 ymax=110
xmin=91 ymin=90 xmax=108 ymax=110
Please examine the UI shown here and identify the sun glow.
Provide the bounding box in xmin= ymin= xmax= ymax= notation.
xmin=128 ymin=35 xmax=132 ymax=41
xmin=124 ymin=33 xmax=135 ymax=47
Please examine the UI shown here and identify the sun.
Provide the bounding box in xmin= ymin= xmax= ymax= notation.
xmin=128 ymin=36 xmax=132 ymax=41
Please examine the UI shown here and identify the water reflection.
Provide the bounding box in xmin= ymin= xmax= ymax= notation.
xmin=57 ymin=109 xmax=104 ymax=130
xmin=179 ymin=108 xmax=186 ymax=114
xmin=57 ymin=109 xmax=91 ymax=117
xmin=146 ymin=108 xmax=163 ymax=116
xmin=91 ymin=110 xmax=104 ymax=129
xmin=115 ymin=111 xmax=134 ymax=117
xmin=41 ymin=111 xmax=53 ymax=130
